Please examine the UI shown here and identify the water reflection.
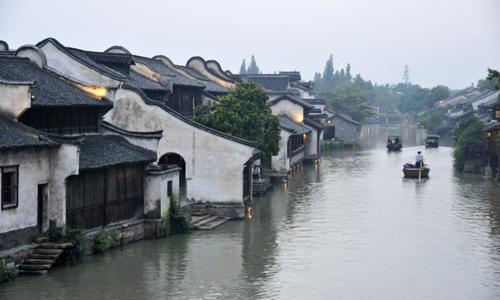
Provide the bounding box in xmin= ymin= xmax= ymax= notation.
xmin=1 ymin=147 xmax=499 ymax=300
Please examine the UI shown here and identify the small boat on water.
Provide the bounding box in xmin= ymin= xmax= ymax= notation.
xmin=403 ymin=163 xmax=430 ymax=178
xmin=425 ymin=135 xmax=439 ymax=148
xmin=387 ymin=136 xmax=403 ymax=151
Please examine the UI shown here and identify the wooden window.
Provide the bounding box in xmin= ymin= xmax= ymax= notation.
xmin=1 ymin=166 xmax=19 ymax=210
xmin=167 ymin=180 xmax=172 ymax=197
xmin=181 ymin=94 xmax=194 ymax=118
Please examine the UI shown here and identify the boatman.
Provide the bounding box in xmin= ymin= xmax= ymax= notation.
xmin=415 ymin=151 xmax=424 ymax=168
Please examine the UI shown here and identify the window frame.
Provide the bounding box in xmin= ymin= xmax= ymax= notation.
xmin=1 ymin=165 xmax=19 ymax=210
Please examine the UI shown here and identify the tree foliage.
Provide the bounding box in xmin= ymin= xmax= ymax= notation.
xmin=452 ymin=117 xmax=486 ymax=170
xmin=239 ymin=59 xmax=247 ymax=74
xmin=416 ymin=107 xmax=449 ymax=135
xmin=424 ymin=85 xmax=450 ymax=109
xmin=322 ymin=82 xmax=376 ymax=123
xmin=486 ymin=68 xmax=500 ymax=90
xmin=322 ymin=54 xmax=335 ymax=91
xmin=247 ymin=55 xmax=260 ymax=74
xmin=193 ymin=81 xmax=281 ymax=158
xmin=402 ymin=65 xmax=410 ymax=86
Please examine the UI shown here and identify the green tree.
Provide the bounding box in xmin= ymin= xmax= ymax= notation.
xmin=452 ymin=117 xmax=486 ymax=170
xmin=322 ymin=54 xmax=335 ymax=91
xmin=398 ymin=84 xmax=428 ymax=113
xmin=416 ymin=107 xmax=449 ymax=135
xmin=486 ymin=68 xmax=500 ymax=90
xmin=239 ymin=59 xmax=247 ymax=74
xmin=477 ymin=77 xmax=496 ymax=92
xmin=339 ymin=69 xmax=346 ymax=85
xmin=193 ymin=81 xmax=281 ymax=159
xmin=371 ymin=84 xmax=403 ymax=111
xmin=247 ymin=55 xmax=260 ymax=74
xmin=345 ymin=63 xmax=352 ymax=82
xmin=313 ymin=72 xmax=322 ymax=91
xmin=424 ymin=85 xmax=450 ymax=108
xmin=402 ymin=65 xmax=410 ymax=86
xmin=323 ymin=82 xmax=376 ymax=123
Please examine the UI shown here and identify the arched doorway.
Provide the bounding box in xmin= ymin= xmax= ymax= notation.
xmin=159 ymin=153 xmax=186 ymax=198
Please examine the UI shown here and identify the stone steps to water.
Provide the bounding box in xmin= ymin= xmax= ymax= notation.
xmin=33 ymin=248 xmax=63 ymax=255
xmin=191 ymin=215 xmax=213 ymax=225
xmin=19 ymin=264 xmax=52 ymax=270
xmin=29 ymin=253 xmax=59 ymax=260
xmin=19 ymin=269 xmax=48 ymax=275
xmin=18 ymin=242 xmax=73 ymax=275
xmin=196 ymin=218 xmax=229 ymax=230
xmin=24 ymin=258 xmax=56 ymax=265
xmin=190 ymin=214 xmax=230 ymax=230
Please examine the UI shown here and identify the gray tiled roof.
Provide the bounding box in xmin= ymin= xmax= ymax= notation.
xmin=79 ymin=135 xmax=156 ymax=170
xmin=127 ymin=70 xmax=170 ymax=92
xmin=330 ymin=113 xmax=360 ymax=125
xmin=0 ymin=57 xmax=114 ymax=108
xmin=305 ymin=98 xmax=326 ymax=105
xmin=133 ymin=56 xmax=204 ymax=88
xmin=279 ymin=71 xmax=301 ymax=82
xmin=67 ymin=48 xmax=128 ymax=81
xmin=304 ymin=117 xmax=325 ymax=130
xmin=246 ymin=75 xmax=290 ymax=91
xmin=279 ymin=115 xmax=311 ymax=135
xmin=0 ymin=114 xmax=59 ymax=151
xmin=269 ymin=94 xmax=315 ymax=110
xmin=86 ymin=51 xmax=135 ymax=65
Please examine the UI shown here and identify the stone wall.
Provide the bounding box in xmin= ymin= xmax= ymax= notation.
xmin=0 ymin=226 xmax=37 ymax=252
xmin=0 ymin=219 xmax=168 ymax=264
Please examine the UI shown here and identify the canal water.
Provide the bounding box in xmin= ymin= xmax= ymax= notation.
xmin=1 ymin=146 xmax=499 ymax=299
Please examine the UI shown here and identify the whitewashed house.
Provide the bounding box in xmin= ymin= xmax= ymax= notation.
xmin=0 ymin=43 xmax=172 ymax=249
xmin=37 ymin=39 xmax=259 ymax=218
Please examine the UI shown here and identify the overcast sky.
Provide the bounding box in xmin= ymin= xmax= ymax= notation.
xmin=1 ymin=0 xmax=499 ymax=90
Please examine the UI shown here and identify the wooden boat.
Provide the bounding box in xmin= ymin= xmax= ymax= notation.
xmin=387 ymin=136 xmax=403 ymax=151
xmin=425 ymin=135 xmax=439 ymax=148
xmin=402 ymin=165 xmax=430 ymax=178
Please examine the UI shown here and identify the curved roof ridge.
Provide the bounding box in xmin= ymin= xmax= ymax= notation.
xmin=102 ymin=120 xmax=163 ymax=138
xmin=0 ymin=40 xmax=9 ymax=51
xmin=104 ymin=45 xmax=132 ymax=55
xmin=206 ymin=59 xmax=235 ymax=82
xmin=187 ymin=56 xmax=234 ymax=83
xmin=36 ymin=37 xmax=127 ymax=81
xmin=14 ymin=44 xmax=47 ymax=68
xmin=121 ymin=85 xmax=259 ymax=148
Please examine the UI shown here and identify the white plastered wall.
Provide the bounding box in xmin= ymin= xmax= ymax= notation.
xmin=0 ymin=82 xmax=32 ymax=120
xmin=48 ymin=143 xmax=79 ymax=227
xmin=272 ymin=130 xmax=292 ymax=172
xmin=0 ymin=148 xmax=51 ymax=233
xmin=39 ymin=41 xmax=121 ymax=88
xmin=105 ymin=89 xmax=256 ymax=204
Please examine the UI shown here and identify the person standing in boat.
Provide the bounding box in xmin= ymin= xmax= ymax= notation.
xmin=415 ymin=151 xmax=424 ymax=168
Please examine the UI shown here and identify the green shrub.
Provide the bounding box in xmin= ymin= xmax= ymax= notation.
xmin=49 ymin=215 xmax=88 ymax=265
xmin=452 ymin=117 xmax=487 ymax=170
xmin=0 ymin=262 xmax=18 ymax=283
xmin=166 ymin=193 xmax=192 ymax=235
xmin=93 ymin=229 xmax=118 ymax=253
